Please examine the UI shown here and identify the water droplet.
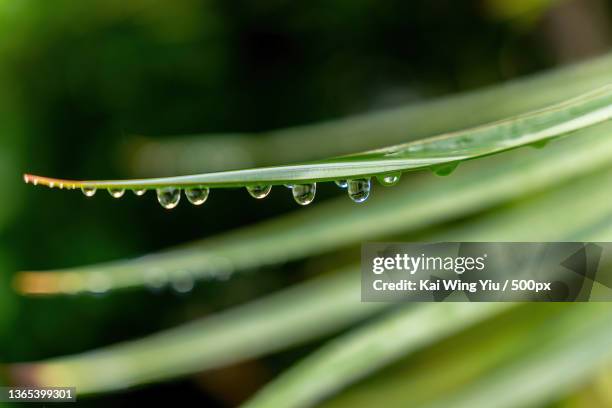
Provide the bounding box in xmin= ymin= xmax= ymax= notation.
xmin=247 ymin=185 xmax=272 ymax=199
xmin=133 ymin=188 xmax=147 ymax=196
xmin=157 ymin=187 xmax=181 ymax=209
xmin=335 ymin=180 xmax=348 ymax=188
xmin=530 ymin=140 xmax=549 ymax=149
xmin=431 ymin=162 xmax=459 ymax=176
xmin=377 ymin=173 xmax=400 ymax=186
xmin=347 ymin=178 xmax=371 ymax=203
xmin=292 ymin=183 xmax=316 ymax=206
xmin=171 ymin=270 xmax=194 ymax=293
xmin=108 ymin=188 xmax=125 ymax=198
xmin=81 ymin=186 xmax=97 ymax=197
xmin=185 ymin=187 xmax=209 ymax=205
xmin=284 ymin=184 xmax=294 ymax=189
xmin=144 ymin=268 xmax=168 ymax=291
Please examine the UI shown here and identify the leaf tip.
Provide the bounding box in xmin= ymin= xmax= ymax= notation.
xmin=22 ymin=173 xmax=37 ymax=185
xmin=8 ymin=362 xmax=71 ymax=389
xmin=13 ymin=272 xmax=63 ymax=295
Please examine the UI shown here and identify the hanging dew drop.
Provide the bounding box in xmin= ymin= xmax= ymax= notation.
xmin=377 ymin=173 xmax=400 ymax=186
xmin=157 ymin=187 xmax=181 ymax=209
xmin=108 ymin=188 xmax=125 ymax=198
xmin=170 ymin=270 xmax=194 ymax=293
xmin=292 ymin=183 xmax=316 ymax=206
xmin=431 ymin=162 xmax=459 ymax=176
xmin=247 ymin=185 xmax=272 ymax=199
xmin=81 ymin=186 xmax=97 ymax=197
xmin=347 ymin=178 xmax=371 ymax=203
xmin=530 ymin=140 xmax=549 ymax=149
xmin=382 ymin=175 xmax=399 ymax=186
xmin=185 ymin=187 xmax=209 ymax=205
xmin=144 ymin=268 xmax=168 ymax=292
xmin=335 ymin=180 xmax=348 ymax=188
xmin=133 ymin=188 xmax=147 ymax=196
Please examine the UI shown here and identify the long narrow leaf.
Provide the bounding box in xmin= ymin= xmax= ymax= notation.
xmin=321 ymin=303 xmax=612 ymax=408
xmin=24 ymin=84 xmax=612 ymax=190
xmin=15 ymin=122 xmax=612 ymax=294
xmin=8 ymin=268 xmax=385 ymax=394
xmin=243 ymin=303 xmax=511 ymax=408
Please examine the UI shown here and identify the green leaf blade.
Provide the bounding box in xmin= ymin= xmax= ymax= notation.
xmin=15 ymin=121 xmax=612 ymax=295
xmin=24 ymin=84 xmax=612 ymax=190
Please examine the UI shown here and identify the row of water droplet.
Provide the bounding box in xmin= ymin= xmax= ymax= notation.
xmin=82 ymin=185 xmax=210 ymax=209
xmin=79 ymin=173 xmax=405 ymax=209
xmin=74 ymin=268 xmax=229 ymax=296
xmin=60 ymin=256 xmax=235 ymax=295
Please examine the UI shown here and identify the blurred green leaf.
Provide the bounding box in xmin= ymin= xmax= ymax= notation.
xmin=127 ymin=53 xmax=612 ymax=175
xmin=243 ymin=166 xmax=612 ymax=408
xmin=243 ymin=303 xmax=511 ymax=408
xmin=321 ymin=303 xmax=612 ymax=408
xmin=8 ymin=268 xmax=385 ymax=394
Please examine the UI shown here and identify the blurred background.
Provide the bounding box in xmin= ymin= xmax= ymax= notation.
xmin=2 ymin=0 xmax=612 ymax=406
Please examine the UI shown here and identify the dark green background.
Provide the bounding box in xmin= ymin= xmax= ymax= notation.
xmin=1 ymin=0 xmax=609 ymax=405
